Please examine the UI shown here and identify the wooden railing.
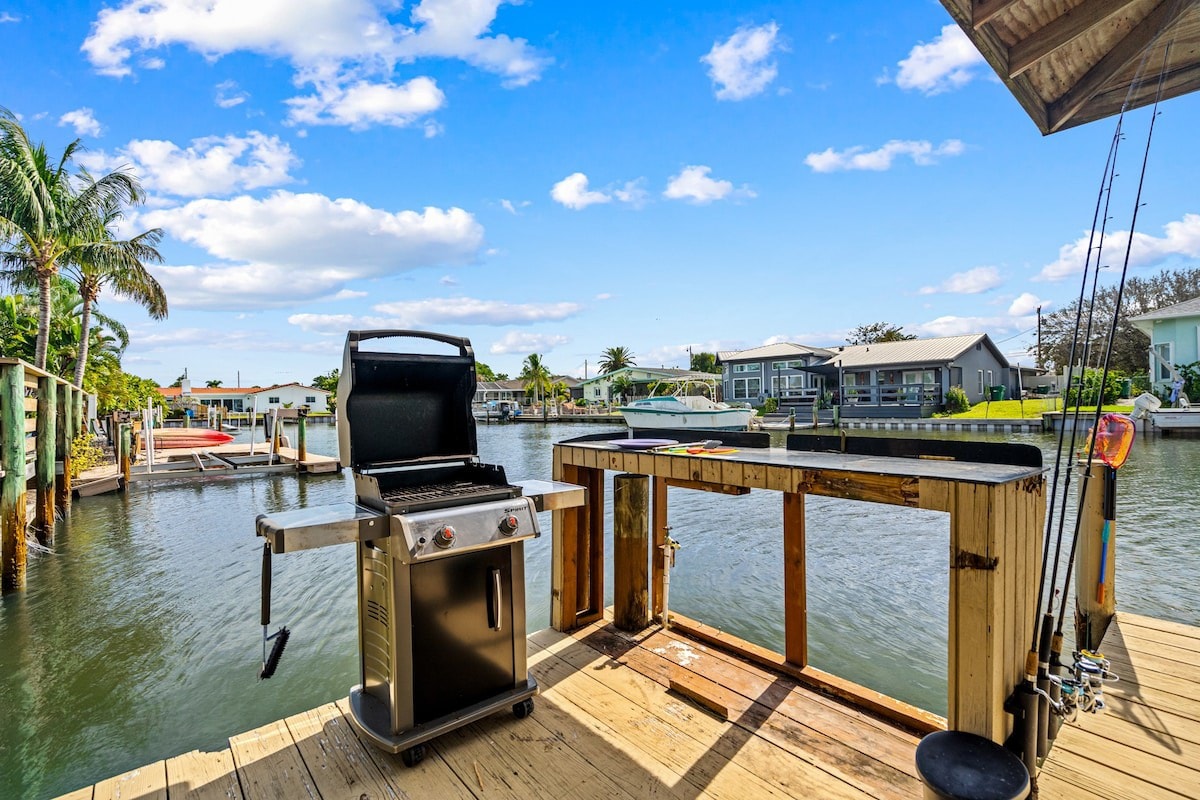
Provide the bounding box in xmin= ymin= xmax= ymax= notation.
xmin=842 ymin=383 xmax=943 ymax=407
xmin=1 ymin=358 xmax=84 ymax=593
xmin=551 ymin=431 xmax=1045 ymax=744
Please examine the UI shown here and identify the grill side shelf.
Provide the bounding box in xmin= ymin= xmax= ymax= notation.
xmin=512 ymin=479 xmax=586 ymax=512
xmin=256 ymin=503 xmax=387 ymax=553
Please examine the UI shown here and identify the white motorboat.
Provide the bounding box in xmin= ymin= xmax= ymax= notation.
xmin=618 ymin=395 xmax=754 ymax=431
xmin=473 ymin=399 xmax=522 ymax=421
xmin=1130 ymin=391 xmax=1200 ymax=432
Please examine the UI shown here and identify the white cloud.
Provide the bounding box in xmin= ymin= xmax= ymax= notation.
xmin=81 ymin=0 xmax=547 ymax=128
xmin=141 ymin=56 xmax=165 ymax=69
xmin=890 ymin=24 xmax=987 ymax=95
xmin=0 ymin=12 xmax=20 ymax=23
xmin=142 ymin=191 xmax=484 ymax=308
xmin=551 ymin=173 xmax=611 ymax=210
xmin=285 ymin=77 xmax=445 ymax=129
xmin=58 ymin=107 xmax=102 ymax=137
xmin=215 ymin=79 xmax=249 ymax=108
xmin=701 ymin=22 xmax=781 ymax=101
xmin=804 ymin=139 xmax=965 ymax=172
xmin=595 ymin=293 xmax=613 ymax=301
xmin=489 ymin=331 xmax=570 ymax=355
xmin=1036 ymin=214 xmax=1200 ymax=281
xmin=80 ymin=132 xmax=299 ymax=197
xmin=918 ymin=266 xmax=1002 ymax=295
xmin=1008 ymin=293 xmax=1045 ymax=316
xmin=440 ymin=275 xmax=459 ymax=285
xmin=288 ymin=297 xmax=581 ymax=333
xmin=612 ymin=179 xmax=649 ymax=209
xmin=663 ymin=165 xmax=754 ymax=204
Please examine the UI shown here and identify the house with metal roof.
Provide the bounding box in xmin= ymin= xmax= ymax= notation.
xmin=1130 ymin=295 xmax=1200 ymax=390
xmin=718 ymin=334 xmax=1013 ymax=417
xmin=157 ymin=381 xmax=331 ymax=413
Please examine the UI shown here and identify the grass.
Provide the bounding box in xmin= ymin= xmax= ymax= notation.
xmin=943 ymin=399 xmax=1129 ymax=419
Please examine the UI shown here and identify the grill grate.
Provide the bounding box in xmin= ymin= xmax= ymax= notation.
xmin=379 ymin=481 xmax=507 ymax=506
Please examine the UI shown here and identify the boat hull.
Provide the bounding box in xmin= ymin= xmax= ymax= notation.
xmin=619 ymin=408 xmax=754 ymax=431
xmin=141 ymin=429 xmax=236 ymax=449
xmin=1151 ymin=409 xmax=1200 ymax=430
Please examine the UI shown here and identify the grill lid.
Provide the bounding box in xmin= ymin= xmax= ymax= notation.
xmin=337 ymin=330 xmax=479 ymax=471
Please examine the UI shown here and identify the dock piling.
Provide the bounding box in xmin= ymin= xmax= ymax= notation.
xmin=34 ymin=374 xmax=56 ymax=545
xmin=297 ymin=408 xmax=308 ymax=462
xmin=1 ymin=362 xmax=28 ymax=592
xmin=120 ymin=424 xmax=132 ymax=483
xmin=56 ymin=383 xmax=72 ymax=512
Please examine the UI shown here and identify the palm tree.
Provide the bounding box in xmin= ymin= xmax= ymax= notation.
xmin=611 ymin=373 xmax=635 ymax=405
xmin=599 ymin=345 xmax=635 ymax=375
xmin=519 ymin=354 xmax=553 ymax=420
xmin=62 ymin=194 xmax=165 ymax=387
xmin=0 ymin=111 xmax=149 ymax=371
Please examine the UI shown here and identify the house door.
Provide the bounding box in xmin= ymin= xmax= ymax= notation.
xmin=902 ymin=370 xmax=936 ymax=404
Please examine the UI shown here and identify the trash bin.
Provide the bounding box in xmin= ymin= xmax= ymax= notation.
xmin=1121 ymin=378 xmax=1133 ymax=398
xmin=988 ymin=385 xmax=1006 ymax=401
xmin=915 ymin=730 xmax=1030 ymax=800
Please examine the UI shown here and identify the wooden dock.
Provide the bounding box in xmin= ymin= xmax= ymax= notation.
xmin=1039 ymin=612 xmax=1200 ymax=799
xmin=55 ymin=611 xmax=1199 ymax=800
xmin=128 ymin=443 xmax=340 ymax=482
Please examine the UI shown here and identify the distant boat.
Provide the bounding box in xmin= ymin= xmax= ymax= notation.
xmin=473 ymin=400 xmax=522 ymax=421
xmin=619 ymin=396 xmax=754 ymax=431
xmin=1130 ymin=392 xmax=1200 ymax=433
xmin=139 ymin=428 xmax=235 ymax=449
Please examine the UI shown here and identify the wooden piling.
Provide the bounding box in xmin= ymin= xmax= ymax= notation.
xmin=297 ymin=409 xmax=308 ymax=462
xmin=120 ymin=424 xmax=132 ymax=483
xmin=56 ymin=383 xmax=73 ymax=509
xmin=1 ymin=362 xmax=28 ymax=592
xmin=34 ymin=374 xmax=56 ymax=545
xmin=613 ymin=473 xmax=650 ymax=631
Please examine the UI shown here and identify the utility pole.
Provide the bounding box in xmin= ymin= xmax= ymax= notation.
xmin=1036 ymin=306 xmax=1043 ymax=370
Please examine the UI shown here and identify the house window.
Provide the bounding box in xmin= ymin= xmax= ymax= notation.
xmin=305 ymin=395 xmax=316 ymax=403
xmin=232 ymin=400 xmax=244 ymax=412
xmin=268 ymin=396 xmax=280 ymax=404
xmin=977 ymin=371 xmax=984 ymax=394
xmin=732 ymin=378 xmax=761 ymax=399
xmin=772 ymin=360 xmax=805 ymax=370
xmin=986 ymin=370 xmax=994 ymax=389
xmin=1154 ymin=342 xmax=1173 ymax=381
xmin=593 ymin=388 xmax=601 ymax=398
xmin=733 ymin=363 xmax=760 ymax=373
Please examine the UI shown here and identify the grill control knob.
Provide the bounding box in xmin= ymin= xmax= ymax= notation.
xmin=432 ymin=525 xmax=456 ymax=548
xmin=498 ymin=514 xmax=520 ymax=536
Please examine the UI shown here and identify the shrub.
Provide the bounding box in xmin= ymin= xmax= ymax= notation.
xmin=1065 ymin=368 xmax=1122 ymax=406
xmin=70 ymin=434 xmax=105 ymax=478
xmin=762 ymin=397 xmax=779 ymax=413
xmin=944 ymin=386 xmax=970 ymax=414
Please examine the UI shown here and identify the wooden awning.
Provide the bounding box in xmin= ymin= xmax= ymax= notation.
xmin=939 ymin=0 xmax=1200 ymax=133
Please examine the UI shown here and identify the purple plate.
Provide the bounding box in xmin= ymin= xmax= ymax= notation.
xmin=609 ymin=438 xmax=678 ymax=450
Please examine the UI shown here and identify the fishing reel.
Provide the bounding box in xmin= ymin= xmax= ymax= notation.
xmin=1055 ymin=649 xmax=1119 ymax=722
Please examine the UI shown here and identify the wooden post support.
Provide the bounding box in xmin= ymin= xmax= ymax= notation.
xmin=297 ymin=408 xmax=308 ymax=462
xmin=1 ymin=363 xmax=28 ymax=592
xmin=56 ymin=383 xmax=72 ymax=511
xmin=120 ymin=424 xmax=132 ymax=483
xmin=652 ymin=476 xmax=668 ymax=617
xmin=783 ymin=491 xmax=807 ymax=666
xmin=34 ymin=374 xmax=57 ymax=546
xmin=613 ymin=473 xmax=650 ymax=631
xmin=1075 ymin=463 xmax=1116 ymax=651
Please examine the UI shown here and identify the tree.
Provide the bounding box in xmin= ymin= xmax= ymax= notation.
xmin=846 ymin=322 xmax=916 ymax=346
xmin=519 ymin=354 xmax=552 ymax=420
xmin=0 ymin=111 xmax=152 ymax=371
xmin=476 ymin=361 xmax=497 ymax=381
xmin=311 ymin=368 xmax=339 ymax=413
xmin=599 ymin=345 xmax=635 ymax=375
xmin=1036 ymin=267 xmax=1200 ymax=374
xmin=690 ymin=351 xmax=720 ymax=373
xmin=61 ymin=192 xmax=165 ymax=387
xmin=205 ymin=379 xmax=223 ymax=388
xmin=611 ymin=374 xmax=635 ymax=404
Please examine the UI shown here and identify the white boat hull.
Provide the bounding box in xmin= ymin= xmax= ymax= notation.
xmin=619 ymin=407 xmax=754 ymax=431
xmin=1151 ymin=409 xmax=1200 ymax=430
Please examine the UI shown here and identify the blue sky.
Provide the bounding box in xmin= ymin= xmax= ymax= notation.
xmin=3 ymin=0 xmax=1199 ymax=386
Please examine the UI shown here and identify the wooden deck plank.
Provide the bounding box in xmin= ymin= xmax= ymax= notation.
xmin=1054 ymin=727 xmax=1200 ymax=798
xmin=284 ymin=702 xmax=398 ymax=800
xmin=164 ymin=749 xmax=243 ymax=800
xmin=93 ymin=761 xmax=167 ymax=800
xmin=228 ymin=718 xmax=319 ymax=800
xmin=1117 ymin=612 xmax=1200 ymax=640
xmin=1113 ymin=624 xmax=1200 ymax=655
xmin=55 ymin=787 xmax=93 ymax=800
xmin=571 ymin=622 xmax=921 ymax=797
xmin=531 ymin=627 xmax=875 ymax=800
xmin=331 ymin=697 xmax=487 ymax=800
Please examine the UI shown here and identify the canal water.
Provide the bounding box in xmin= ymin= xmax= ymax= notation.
xmin=1 ymin=421 xmax=1197 ymax=798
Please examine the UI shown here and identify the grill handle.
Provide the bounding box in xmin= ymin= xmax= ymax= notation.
xmin=346 ymin=330 xmax=474 ymax=360
xmin=489 ymin=567 xmax=503 ymax=631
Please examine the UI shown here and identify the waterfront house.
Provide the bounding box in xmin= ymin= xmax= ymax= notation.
xmin=158 ymin=380 xmax=331 ymax=414
xmin=578 ymin=367 xmax=721 ymax=406
xmin=1130 ymin=295 xmax=1200 ymax=392
xmin=716 ymin=343 xmax=835 ymax=406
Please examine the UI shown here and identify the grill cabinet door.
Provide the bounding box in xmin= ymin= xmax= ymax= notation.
xmin=409 ymin=547 xmax=516 ymax=724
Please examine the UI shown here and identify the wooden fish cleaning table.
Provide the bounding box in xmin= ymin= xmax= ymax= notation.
xmin=551 ymin=430 xmax=1046 ymax=743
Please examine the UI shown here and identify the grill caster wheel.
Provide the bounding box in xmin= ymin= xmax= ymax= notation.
xmin=513 ymin=698 xmax=534 ymax=719
xmin=401 ymin=744 xmax=426 ymax=768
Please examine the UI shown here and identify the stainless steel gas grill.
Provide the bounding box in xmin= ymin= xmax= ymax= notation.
xmin=254 ymin=330 xmax=583 ymax=767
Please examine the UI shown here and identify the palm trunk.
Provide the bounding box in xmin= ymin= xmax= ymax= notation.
xmin=74 ymin=296 xmax=92 ymax=388
xmin=35 ymin=272 xmax=52 ymax=370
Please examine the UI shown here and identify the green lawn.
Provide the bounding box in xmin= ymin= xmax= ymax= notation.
xmin=943 ymin=399 xmax=1128 ymax=419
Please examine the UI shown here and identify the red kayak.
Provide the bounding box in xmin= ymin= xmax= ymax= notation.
xmin=140 ymin=428 xmax=235 ymax=449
